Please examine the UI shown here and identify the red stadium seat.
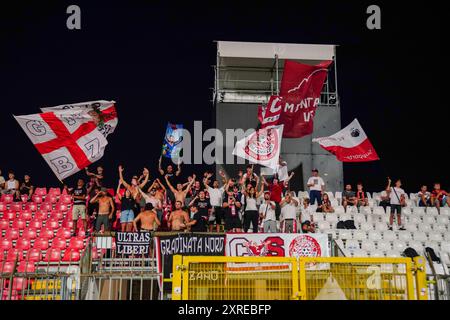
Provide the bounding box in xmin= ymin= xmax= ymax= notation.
xmin=33 ymin=238 xmax=49 ymax=250
xmin=50 ymin=210 xmax=64 ymax=220
xmin=40 ymin=203 xmax=52 ymax=212
xmin=55 ymin=203 xmax=69 ymax=213
xmin=44 ymin=195 xmax=58 ymax=204
xmin=44 ymin=248 xmax=62 ymax=262
xmin=0 ymin=261 xmax=15 ymax=273
xmin=45 ymin=218 xmax=60 ymax=230
xmin=91 ymin=247 xmax=99 ymax=260
xmin=1 ymin=194 xmax=14 ymax=204
xmin=49 ymin=188 xmax=61 ymax=197
xmin=59 ymin=195 xmax=72 ymax=205
xmin=6 ymin=248 xmax=23 ymax=262
xmin=22 ymin=228 xmax=37 ymax=240
xmin=0 ymin=219 xmax=9 ymax=231
xmin=0 ymin=238 xmax=13 ymax=250
xmin=17 ymin=261 xmax=36 ymax=273
xmin=32 ymin=195 xmax=43 ymax=204
xmin=62 ymin=249 xmax=81 ymax=262
xmin=12 ymin=219 xmax=27 ymax=230
xmin=19 ymin=210 xmax=33 ymax=221
xmin=28 ymin=219 xmax=42 ymax=229
xmin=68 ymin=238 xmax=85 ymax=251
xmin=77 ymin=229 xmax=86 ymax=238
xmin=25 ymin=202 xmax=38 ymax=212
xmin=20 ymin=194 xmax=29 ymax=203
xmin=38 ymin=228 xmax=54 ymax=240
xmin=10 ymin=202 xmax=23 ymax=212
xmin=50 ymin=237 xmax=67 ymax=250
xmin=15 ymin=238 xmax=31 ymax=251
xmin=0 ymin=202 xmax=6 ymax=212
xmin=62 ymin=219 xmax=74 ymax=229
xmin=34 ymin=188 xmax=47 ymax=197
xmin=3 ymin=210 xmax=16 ymax=220
xmin=5 ymin=228 xmax=19 ymax=240
xmin=25 ymin=248 xmax=42 ymax=262
xmin=34 ymin=210 xmax=48 ymax=220
xmin=56 ymin=228 xmax=72 ymax=239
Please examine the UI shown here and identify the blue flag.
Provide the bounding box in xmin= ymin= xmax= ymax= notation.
xmin=161 ymin=123 xmax=183 ymax=160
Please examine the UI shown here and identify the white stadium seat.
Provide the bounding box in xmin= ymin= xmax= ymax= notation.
xmin=334 ymin=206 xmax=345 ymax=214
xmin=413 ymin=231 xmax=427 ymax=242
xmin=318 ymin=221 xmax=331 ymax=231
xmin=401 ymin=207 xmax=412 ymax=215
xmin=345 ymin=239 xmax=360 ymax=250
xmin=423 ymin=216 xmax=435 ymax=225
xmin=362 ymin=241 xmax=376 ymax=252
xmin=440 ymin=208 xmax=450 ymax=216
xmin=313 ymin=213 xmax=324 ymax=222
xmin=375 ymin=222 xmax=388 ymax=232
xmin=383 ymin=230 xmax=397 ymax=241
xmin=326 ymin=191 xmax=334 ymax=199
xmin=352 ymin=249 xmax=368 ymax=257
xmin=331 ymin=199 xmax=339 ymax=207
xmin=418 ymin=224 xmax=432 ymax=233
xmin=353 ymin=230 xmax=367 ymax=241
xmin=326 ymin=214 xmax=338 ymax=224
xmin=310 ymin=205 xmax=318 ymax=212
xmin=398 ymin=232 xmax=412 ymax=241
xmin=360 ymin=222 xmax=374 ymax=232
xmin=440 ymin=242 xmax=450 ymax=254
xmin=428 ymin=232 xmax=443 ymax=242
xmin=444 ymin=233 xmax=450 ymax=241
xmin=408 ymin=241 xmax=424 ymax=253
xmin=339 ymin=213 xmax=352 ymax=221
xmin=373 ymin=207 xmax=385 ymax=215
xmin=440 ymin=252 xmax=450 ymax=265
xmin=368 ymin=231 xmax=382 ymax=241
xmin=338 ymin=230 xmax=352 ymax=240
xmin=436 ymin=216 xmax=449 ymax=225
xmin=393 ymin=240 xmax=407 ymax=252
xmin=347 ymin=206 xmax=358 ymax=214
xmin=377 ymin=240 xmax=391 ymax=251
xmin=386 ymin=250 xmax=401 ymax=257
xmin=413 ymin=207 xmax=425 ymax=215
xmin=406 ymin=215 xmax=421 ymax=225
xmin=360 ymin=206 xmax=372 ymax=214
xmin=368 ymin=199 xmax=375 ymax=207
xmin=405 ymin=223 xmax=418 ymax=232
xmin=335 ymin=192 xmax=342 ymax=200
xmin=353 ymin=214 xmax=366 ymax=224
xmin=370 ymin=250 xmax=385 ymax=257
xmin=424 ymin=242 xmax=440 ymax=254
xmin=426 ymin=207 xmax=439 ymax=216
xmin=433 ymin=225 xmax=447 ymax=234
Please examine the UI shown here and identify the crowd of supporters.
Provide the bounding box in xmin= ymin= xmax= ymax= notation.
xmin=1 ymin=162 xmax=450 ymax=236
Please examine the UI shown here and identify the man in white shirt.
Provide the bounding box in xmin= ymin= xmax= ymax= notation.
xmin=306 ymin=169 xmax=325 ymax=206
xmin=386 ymin=178 xmax=406 ymax=231
xmin=280 ymin=193 xmax=299 ymax=233
xmin=259 ymin=191 xmax=277 ymax=233
xmin=300 ymin=198 xmax=316 ymax=233
xmin=204 ymin=173 xmax=226 ymax=232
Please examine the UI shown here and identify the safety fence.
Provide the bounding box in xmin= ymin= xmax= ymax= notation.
xmin=172 ymin=255 xmax=428 ymax=300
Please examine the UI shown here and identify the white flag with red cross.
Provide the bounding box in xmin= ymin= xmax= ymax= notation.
xmin=14 ymin=103 xmax=118 ymax=180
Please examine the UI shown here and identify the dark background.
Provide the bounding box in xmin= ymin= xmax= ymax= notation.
xmin=0 ymin=1 xmax=447 ymax=192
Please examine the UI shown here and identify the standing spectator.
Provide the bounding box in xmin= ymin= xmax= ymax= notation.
xmin=300 ymin=198 xmax=316 ymax=233
xmin=4 ymin=171 xmax=20 ymax=199
xmin=379 ymin=188 xmax=391 ymax=211
xmin=19 ymin=174 xmax=34 ymax=198
xmin=90 ymin=189 xmax=115 ymax=232
xmin=138 ymin=186 xmax=163 ymax=222
xmin=280 ymin=193 xmax=299 ymax=233
xmin=165 ymin=174 xmax=195 ymax=206
xmin=240 ymin=165 xmax=259 ymax=188
xmin=386 ymin=178 xmax=406 ymax=231
xmin=417 ymin=185 xmax=431 ymax=207
xmin=158 ymin=156 xmax=181 ymax=203
xmin=262 ymin=172 xmax=295 ymax=220
xmin=431 ymin=183 xmax=450 ymax=211
xmin=186 ymin=205 xmax=208 ymax=232
xmin=223 ymin=195 xmax=242 ymax=232
xmin=241 ymin=183 xmax=264 ymax=233
xmin=356 ymin=183 xmax=369 ymax=208
xmin=0 ymin=169 xmax=5 ymax=193
xmin=167 ymin=201 xmax=190 ymax=231
xmin=72 ymin=179 xmax=88 ymax=235
xmin=306 ymin=169 xmax=325 ymax=206
xmin=188 ymin=191 xmax=212 ymax=231
xmin=118 ymin=166 xmax=149 ymax=210
xmin=204 ymin=171 xmax=227 ymax=232
xmin=318 ymin=193 xmax=334 ymax=213
xmin=85 ymin=166 xmax=105 ymax=186
xmin=133 ymin=203 xmax=161 ymax=232
xmin=259 ymin=191 xmax=277 ymax=233
xmin=342 ymin=184 xmax=357 ymax=212
xmin=117 ymin=180 xmax=138 ymax=232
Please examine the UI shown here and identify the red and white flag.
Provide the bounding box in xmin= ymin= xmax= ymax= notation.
xmin=14 ymin=103 xmax=118 ymax=180
xmin=40 ymin=100 xmax=118 ymax=138
xmin=312 ymin=119 xmax=379 ymax=162
xmin=232 ymin=125 xmax=284 ymax=169
xmin=260 ymin=60 xmax=332 ymax=138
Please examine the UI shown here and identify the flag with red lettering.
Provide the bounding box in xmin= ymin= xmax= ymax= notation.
xmin=232 ymin=125 xmax=284 ymax=169
xmin=260 ymin=60 xmax=332 ymax=138
xmin=312 ymin=119 xmax=379 ymax=162
xmin=40 ymin=100 xmax=118 ymax=138
xmin=14 ymin=104 xmax=117 ymax=180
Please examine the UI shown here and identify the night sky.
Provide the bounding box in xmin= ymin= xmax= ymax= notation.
xmin=0 ymin=1 xmax=447 ymax=193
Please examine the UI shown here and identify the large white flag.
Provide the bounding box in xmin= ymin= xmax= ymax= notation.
xmin=232 ymin=125 xmax=284 ymax=170
xmin=41 ymin=100 xmax=118 ymax=138
xmin=14 ymin=104 xmax=117 ymax=180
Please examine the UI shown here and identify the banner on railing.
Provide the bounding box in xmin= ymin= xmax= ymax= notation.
xmin=115 ymin=232 xmax=152 ymax=255
xmin=154 ymin=233 xmax=226 ymax=292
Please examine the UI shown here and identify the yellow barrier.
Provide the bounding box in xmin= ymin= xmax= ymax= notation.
xmin=172 ymin=256 xmax=427 ymax=300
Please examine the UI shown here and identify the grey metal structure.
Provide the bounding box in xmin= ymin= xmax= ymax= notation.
xmin=213 ymin=41 xmax=343 ymax=192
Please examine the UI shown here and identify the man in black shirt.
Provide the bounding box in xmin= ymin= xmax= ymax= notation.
xmin=190 ymin=191 xmax=212 ymax=224
xmin=187 ymin=205 xmax=208 ymax=232
xmin=19 ymin=174 xmax=34 ymax=198
xmin=72 ymin=179 xmax=88 ymax=235
xmin=158 ymin=156 xmax=181 ymax=203
xmin=342 ymin=184 xmax=357 ymax=213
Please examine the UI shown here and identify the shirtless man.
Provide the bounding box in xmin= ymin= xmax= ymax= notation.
xmin=167 ymin=200 xmax=190 ymax=231
xmin=148 ymin=178 xmax=166 ymax=203
xmin=133 ymin=203 xmax=161 ymax=232
xmin=90 ymin=190 xmax=115 ymax=232
xmin=165 ymin=174 xmax=196 ymax=205
xmin=118 ymin=165 xmax=150 ymax=199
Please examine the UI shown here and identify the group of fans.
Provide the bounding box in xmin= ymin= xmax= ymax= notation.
xmin=2 ymin=162 xmax=450 ymax=235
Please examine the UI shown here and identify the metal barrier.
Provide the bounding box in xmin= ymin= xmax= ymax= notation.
xmin=172 ymin=256 xmax=428 ymax=300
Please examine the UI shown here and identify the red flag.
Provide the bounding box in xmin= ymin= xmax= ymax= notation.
xmin=260 ymin=60 xmax=332 ymax=138
xmin=312 ymin=119 xmax=379 ymax=162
